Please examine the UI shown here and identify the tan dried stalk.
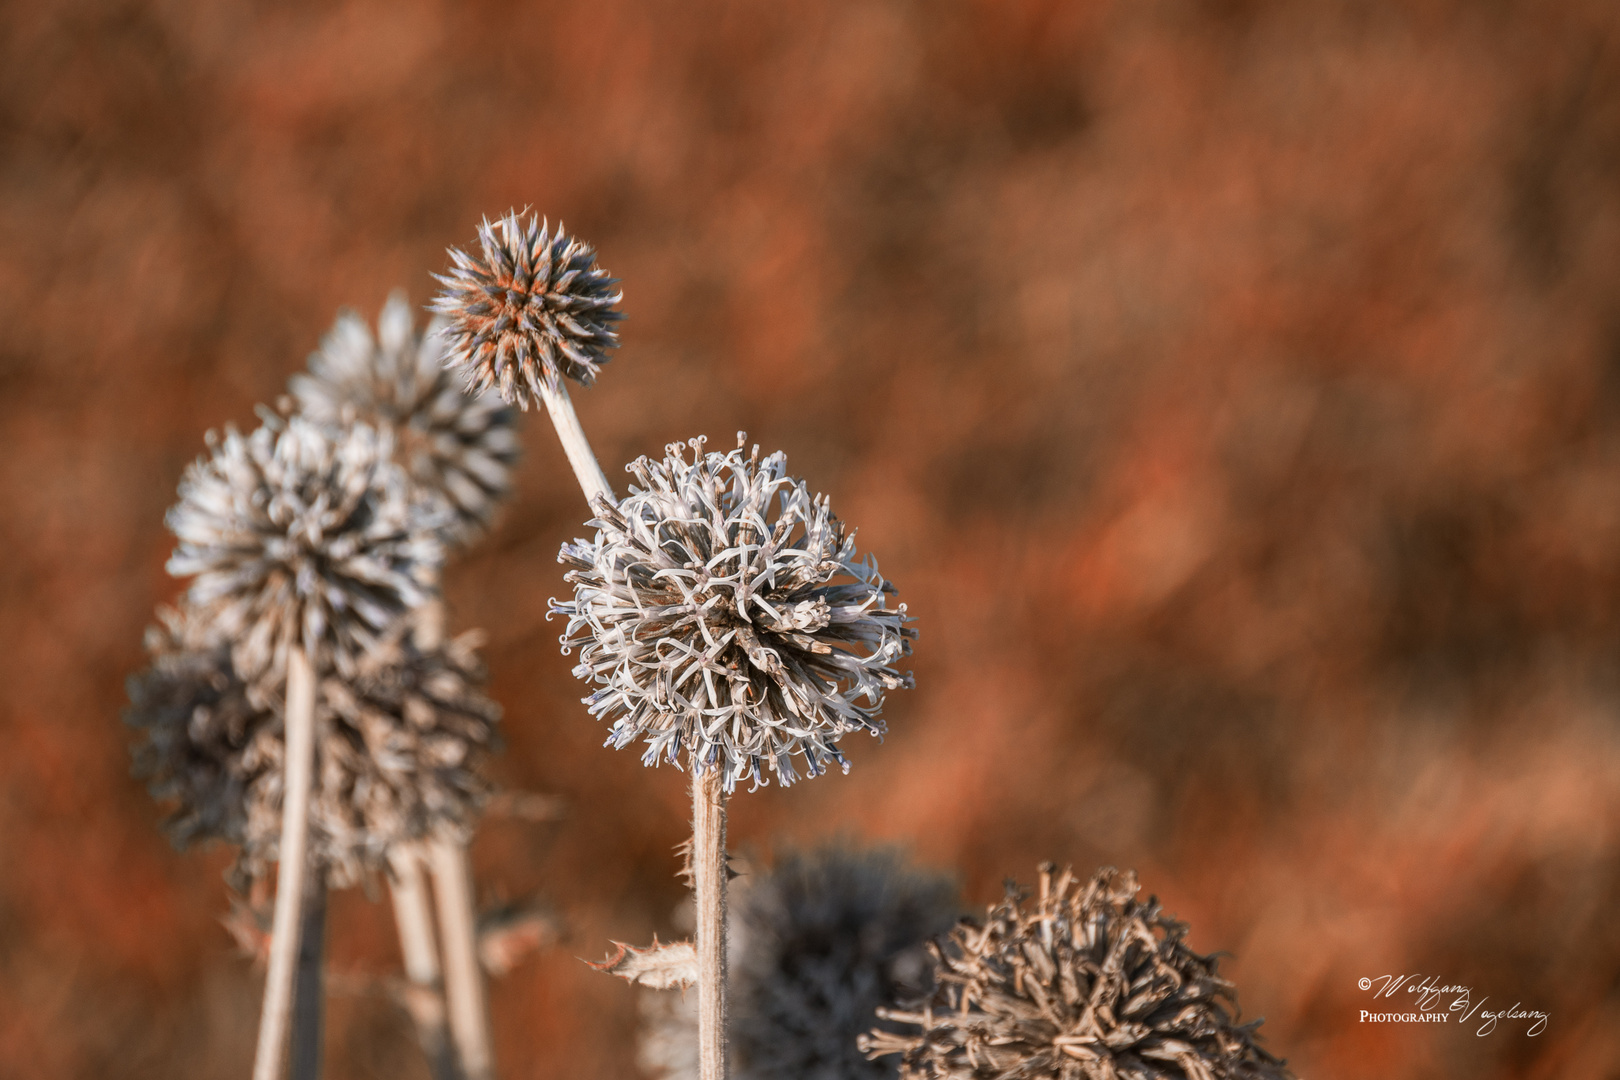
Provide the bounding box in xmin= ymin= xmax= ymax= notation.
xmin=253 ymin=645 xmax=317 ymax=1080
xmin=289 ymin=869 xmax=327 ymax=1080
xmin=692 ymin=768 xmax=729 ymax=1080
xmin=390 ymin=846 xmax=457 ymax=1080
xmin=430 ymin=834 xmax=496 ymax=1080
xmin=400 ymin=600 xmax=470 ymax=1080
xmin=538 ymin=380 xmax=613 ymax=508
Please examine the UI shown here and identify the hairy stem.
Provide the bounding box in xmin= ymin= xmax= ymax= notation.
xmin=429 ymin=834 xmax=495 ymax=1080
xmin=289 ymin=868 xmax=328 ymax=1080
xmin=538 ymin=379 xmax=614 ymax=508
xmin=253 ymin=645 xmax=317 ymax=1080
xmin=693 ymin=767 xmax=728 ymax=1080
xmin=389 ymin=846 xmax=457 ymax=1080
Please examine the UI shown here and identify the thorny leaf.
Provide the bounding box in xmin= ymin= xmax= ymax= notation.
xmin=588 ymin=937 xmax=698 ymax=990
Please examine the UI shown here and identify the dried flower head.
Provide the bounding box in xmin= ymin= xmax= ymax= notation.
xmin=238 ymin=625 xmax=502 ymax=887
xmin=289 ymin=291 xmax=521 ymax=547
xmin=862 ymin=865 xmax=1293 ymax=1080
xmin=432 ymin=211 xmax=623 ymax=407
xmin=552 ymin=435 xmax=915 ymax=793
xmin=166 ymin=416 xmax=444 ymax=696
xmin=124 ymin=605 xmax=270 ymax=850
xmin=732 ymin=845 xmax=961 ymax=1080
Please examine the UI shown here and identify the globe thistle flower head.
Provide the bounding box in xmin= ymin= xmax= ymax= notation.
xmin=237 ymin=623 xmax=502 ymax=887
xmin=863 ymin=865 xmax=1294 ymax=1080
xmin=289 ymin=291 xmax=521 ymax=548
xmin=124 ymin=605 xmax=272 ymax=851
xmin=166 ymin=416 xmax=445 ymax=697
xmin=732 ymin=844 xmax=961 ymax=1080
xmin=553 ymin=435 xmax=916 ymax=793
xmin=431 ymin=211 xmax=623 ymax=408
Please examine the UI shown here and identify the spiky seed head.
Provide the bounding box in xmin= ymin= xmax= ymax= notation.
xmin=861 ymin=865 xmax=1295 ymax=1080
xmin=552 ymin=435 xmax=916 ymax=793
xmin=124 ymin=605 xmax=270 ymax=851
xmin=431 ymin=211 xmax=623 ymax=408
xmin=732 ymin=845 xmax=961 ymax=1080
xmin=238 ymin=623 xmax=503 ymax=887
xmin=289 ymin=291 xmax=521 ymax=548
xmin=166 ymin=416 xmax=445 ymax=697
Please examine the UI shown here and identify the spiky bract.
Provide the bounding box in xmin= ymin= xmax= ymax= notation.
xmin=553 ymin=436 xmax=915 ymax=793
xmin=432 ymin=211 xmax=622 ymax=408
xmin=861 ymin=866 xmax=1293 ymax=1080
xmin=290 ymin=291 xmax=520 ymax=548
xmin=238 ymin=624 xmax=502 ymax=887
xmin=166 ymin=416 xmax=444 ymax=696
xmin=124 ymin=605 xmax=270 ymax=850
xmin=733 ymin=846 xmax=961 ymax=1080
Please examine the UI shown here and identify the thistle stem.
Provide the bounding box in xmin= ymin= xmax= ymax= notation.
xmin=389 ymin=846 xmax=457 ymax=1080
xmin=429 ymin=834 xmax=496 ymax=1080
xmin=693 ymin=767 xmax=729 ymax=1080
xmin=253 ymin=645 xmax=317 ymax=1080
xmin=538 ymin=379 xmax=614 ymax=508
xmin=289 ymin=868 xmax=328 ymax=1080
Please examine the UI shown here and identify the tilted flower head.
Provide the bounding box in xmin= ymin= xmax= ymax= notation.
xmin=166 ymin=416 xmax=444 ymax=695
xmin=862 ymin=866 xmax=1294 ymax=1080
xmin=289 ymin=290 xmax=521 ymax=548
xmin=238 ymin=623 xmax=502 ymax=887
xmin=552 ymin=435 xmax=915 ymax=793
xmin=431 ymin=211 xmax=623 ymax=408
xmin=124 ymin=604 xmax=271 ymax=851
xmin=732 ymin=845 xmax=961 ymax=1080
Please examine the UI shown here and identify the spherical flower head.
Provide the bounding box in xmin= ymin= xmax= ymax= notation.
xmin=552 ymin=435 xmax=916 ymax=793
xmin=124 ymin=605 xmax=271 ymax=851
xmin=862 ymin=865 xmax=1294 ymax=1080
xmin=238 ymin=623 xmax=502 ymax=887
xmin=166 ymin=416 xmax=445 ymax=697
xmin=289 ymin=290 xmax=521 ymax=548
xmin=732 ymin=845 xmax=961 ymax=1080
xmin=431 ymin=211 xmax=623 ymax=408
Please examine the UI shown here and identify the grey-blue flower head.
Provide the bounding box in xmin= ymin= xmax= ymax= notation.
xmin=166 ymin=416 xmax=445 ymax=695
xmin=290 ymin=291 xmax=520 ymax=549
xmin=552 ymin=435 xmax=915 ymax=793
xmin=431 ymin=211 xmax=623 ymax=409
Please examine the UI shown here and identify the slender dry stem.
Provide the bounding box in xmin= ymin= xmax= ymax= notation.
xmin=693 ymin=767 xmax=728 ymax=1080
xmin=253 ymin=645 xmax=317 ymax=1080
xmin=429 ymin=834 xmax=495 ymax=1080
xmin=289 ymin=868 xmax=328 ymax=1080
xmin=389 ymin=846 xmax=457 ymax=1080
xmin=538 ymin=380 xmax=613 ymax=508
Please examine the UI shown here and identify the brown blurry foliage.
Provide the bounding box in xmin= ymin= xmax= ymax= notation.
xmin=3 ymin=1 xmax=1620 ymax=1077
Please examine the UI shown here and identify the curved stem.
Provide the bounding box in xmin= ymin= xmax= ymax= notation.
xmin=538 ymin=380 xmax=614 ymax=508
xmin=253 ymin=646 xmax=317 ymax=1080
xmin=693 ymin=767 xmax=729 ymax=1080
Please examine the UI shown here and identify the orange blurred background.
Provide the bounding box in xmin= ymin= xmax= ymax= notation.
xmin=3 ymin=1 xmax=1619 ymax=1077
